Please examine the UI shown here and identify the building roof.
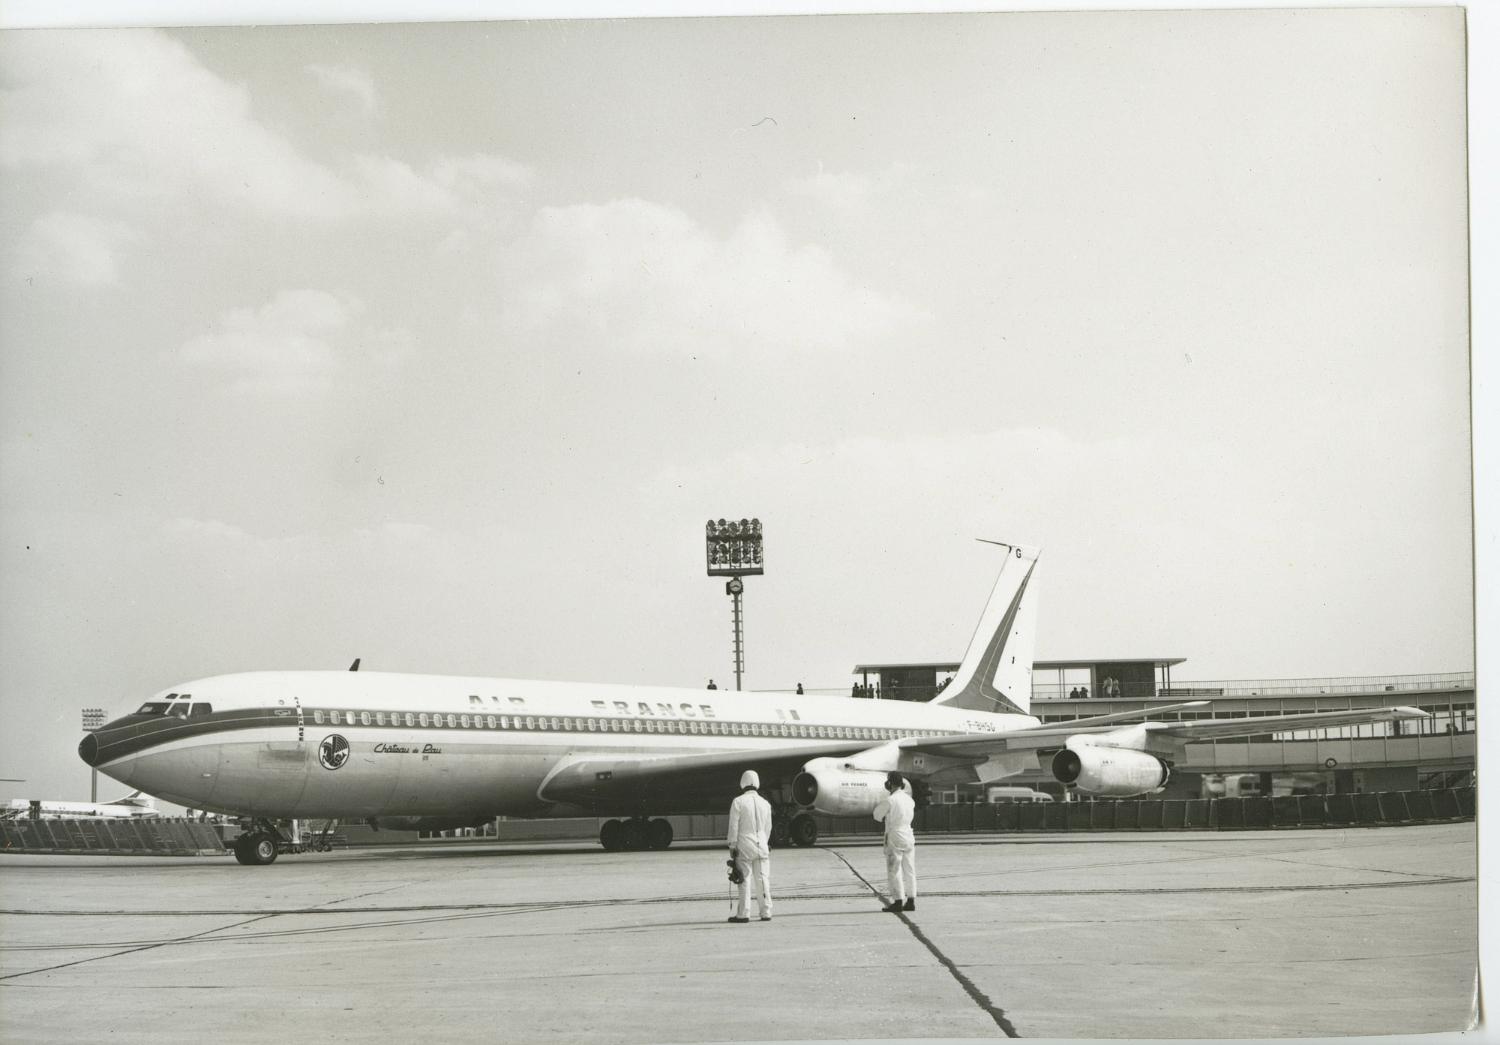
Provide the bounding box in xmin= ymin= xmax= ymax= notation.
xmin=852 ymin=658 xmax=1187 ymax=673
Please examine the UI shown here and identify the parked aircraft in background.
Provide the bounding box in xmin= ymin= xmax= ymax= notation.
xmin=1 ymin=790 xmax=159 ymax=820
xmin=78 ymin=541 xmax=1426 ymax=864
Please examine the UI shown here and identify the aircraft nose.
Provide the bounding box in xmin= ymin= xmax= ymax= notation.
xmin=78 ymin=732 xmax=100 ymax=767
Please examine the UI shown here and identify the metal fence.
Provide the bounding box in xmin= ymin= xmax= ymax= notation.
xmin=0 ymin=817 xmax=228 ymax=855
xmin=905 ymin=787 xmax=1475 ymax=832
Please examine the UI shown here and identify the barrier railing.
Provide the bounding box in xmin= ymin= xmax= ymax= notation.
xmin=1 ymin=789 xmax=1474 ymax=856
xmin=0 ymin=817 xmax=228 ymax=856
xmin=1035 ymin=671 xmax=1474 ymax=702
xmin=904 ymin=786 xmax=1475 ymax=833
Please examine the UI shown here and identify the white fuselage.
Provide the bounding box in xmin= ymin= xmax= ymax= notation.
xmin=84 ymin=671 xmax=1040 ymax=819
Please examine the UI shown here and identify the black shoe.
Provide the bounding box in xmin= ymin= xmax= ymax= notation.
xmin=882 ymin=902 xmax=904 ymax=913
xmin=727 ymin=916 xmax=749 ymax=923
xmin=903 ymin=899 xmax=915 ymax=911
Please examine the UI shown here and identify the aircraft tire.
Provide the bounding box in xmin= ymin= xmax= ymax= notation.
xmin=242 ymin=832 xmax=278 ymax=865
xmin=770 ymin=817 xmax=790 ymax=848
xmin=232 ymin=835 xmax=256 ymax=864
xmin=621 ymin=818 xmax=646 ymax=851
xmin=790 ymin=813 xmax=818 ymax=847
xmin=599 ymin=819 xmax=624 ymax=851
xmin=646 ymin=818 xmax=673 ymax=850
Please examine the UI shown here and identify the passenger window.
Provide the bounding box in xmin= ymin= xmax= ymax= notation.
xmin=525 ymin=716 xmax=536 ymax=729
xmin=461 ymin=714 xmax=471 ymax=728
xmin=419 ymin=713 xmax=430 ymax=727
xmin=587 ymin=718 xmax=597 ymax=731
xmin=376 ymin=712 xmax=386 ymax=726
xmin=446 ymin=714 xmax=457 ymax=728
xmin=486 ymin=715 xmax=496 ymax=728
xmin=360 ymin=711 xmax=371 ymax=726
xmin=313 ymin=710 xmax=325 ymax=724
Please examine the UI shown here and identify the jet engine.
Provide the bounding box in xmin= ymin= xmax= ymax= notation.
xmin=1051 ymin=745 xmax=1170 ymax=797
xmin=791 ymin=762 xmax=888 ymax=817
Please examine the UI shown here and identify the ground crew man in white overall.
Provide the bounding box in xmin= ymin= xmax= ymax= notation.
xmin=874 ymin=770 xmax=916 ymax=912
xmin=727 ymin=769 xmax=773 ymax=923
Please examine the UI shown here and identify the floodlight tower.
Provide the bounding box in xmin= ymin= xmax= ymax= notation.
xmin=82 ymin=707 xmax=105 ymax=801
xmin=705 ymin=518 xmax=764 ymax=692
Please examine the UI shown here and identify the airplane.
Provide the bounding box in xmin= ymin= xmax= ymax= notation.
xmin=77 ymin=541 xmax=1427 ymax=865
xmin=1 ymin=790 xmax=159 ymax=820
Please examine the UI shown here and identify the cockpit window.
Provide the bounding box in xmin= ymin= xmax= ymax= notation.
xmin=136 ymin=702 xmax=174 ymax=715
xmin=169 ymin=704 xmax=190 ymax=718
xmin=189 ymin=703 xmax=212 ymax=717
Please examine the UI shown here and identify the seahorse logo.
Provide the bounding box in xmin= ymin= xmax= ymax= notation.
xmin=318 ymin=734 xmax=350 ymax=771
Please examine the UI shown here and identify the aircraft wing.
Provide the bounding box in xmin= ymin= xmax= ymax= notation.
xmin=538 ymin=705 xmax=1430 ymax=812
xmin=894 ymin=704 xmax=1431 ymax=760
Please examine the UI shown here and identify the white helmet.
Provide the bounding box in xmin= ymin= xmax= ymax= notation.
xmin=740 ymin=770 xmax=760 ymax=790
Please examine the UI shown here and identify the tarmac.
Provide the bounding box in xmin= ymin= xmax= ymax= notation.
xmin=0 ymin=822 xmax=1478 ymax=1043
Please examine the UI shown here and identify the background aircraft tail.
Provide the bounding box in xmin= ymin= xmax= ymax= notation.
xmin=930 ymin=541 xmax=1040 ymax=715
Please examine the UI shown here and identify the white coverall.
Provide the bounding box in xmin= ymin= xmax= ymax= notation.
xmin=873 ymin=786 xmax=917 ymax=904
xmin=727 ymin=788 xmax=774 ymax=919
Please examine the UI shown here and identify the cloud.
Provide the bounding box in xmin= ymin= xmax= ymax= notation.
xmin=179 ymin=289 xmax=361 ymax=396
xmin=2 ymin=31 xmax=350 ymax=219
xmin=1 ymin=31 xmax=532 ymax=225
xmin=163 ymin=517 xmax=256 ymax=543
xmin=785 ymin=163 xmax=920 ymax=218
xmin=431 ymin=154 xmax=533 ymax=194
xmin=305 ymin=63 xmax=379 ymax=118
xmin=8 ymin=211 xmax=137 ymax=287
xmin=497 ymin=199 xmax=922 ymax=356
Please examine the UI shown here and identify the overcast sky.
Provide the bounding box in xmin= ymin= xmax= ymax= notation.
xmin=0 ymin=8 xmax=1475 ymax=802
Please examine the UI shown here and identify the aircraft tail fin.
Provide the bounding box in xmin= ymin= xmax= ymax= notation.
xmin=931 ymin=541 xmax=1040 ymax=715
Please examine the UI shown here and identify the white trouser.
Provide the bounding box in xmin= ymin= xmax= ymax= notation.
xmin=885 ymin=843 xmax=916 ymax=902
xmin=735 ymin=855 xmax=772 ymax=918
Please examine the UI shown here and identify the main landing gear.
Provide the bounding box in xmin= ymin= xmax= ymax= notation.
xmin=599 ymin=816 xmax=674 ymax=851
xmin=772 ymin=806 xmax=818 ymax=848
xmin=231 ymin=818 xmax=340 ymax=865
xmin=233 ymin=828 xmax=279 ymax=865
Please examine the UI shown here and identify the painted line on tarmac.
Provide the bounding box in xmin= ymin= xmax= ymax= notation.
xmin=824 ymin=846 xmax=1021 ymax=1039
xmin=0 ymin=912 xmax=283 ymax=983
xmin=2 ymin=871 xmax=1473 ymax=920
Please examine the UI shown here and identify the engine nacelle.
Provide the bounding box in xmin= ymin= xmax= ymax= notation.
xmin=791 ymin=761 xmax=888 ymax=817
xmin=1051 ymin=745 xmax=1170 ymax=797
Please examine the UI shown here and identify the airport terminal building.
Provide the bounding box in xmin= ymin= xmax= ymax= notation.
xmin=848 ymin=658 xmax=1476 ymax=801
